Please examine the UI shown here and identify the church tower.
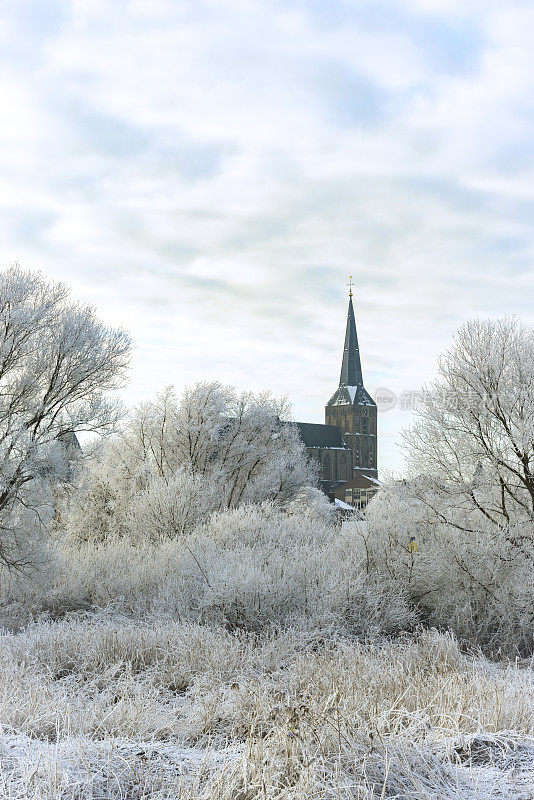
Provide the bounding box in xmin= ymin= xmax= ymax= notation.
xmin=325 ymin=282 xmax=377 ymax=479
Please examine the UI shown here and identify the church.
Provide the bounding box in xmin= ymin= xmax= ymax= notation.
xmin=294 ymin=284 xmax=379 ymax=510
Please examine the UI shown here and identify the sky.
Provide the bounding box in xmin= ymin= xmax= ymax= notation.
xmin=1 ymin=0 xmax=534 ymax=473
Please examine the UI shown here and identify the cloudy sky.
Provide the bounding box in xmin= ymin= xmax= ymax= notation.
xmin=1 ymin=0 xmax=533 ymax=472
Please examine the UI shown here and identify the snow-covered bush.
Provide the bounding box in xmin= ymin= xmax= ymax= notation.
xmin=62 ymin=384 xmax=314 ymax=543
xmin=361 ymin=481 xmax=533 ymax=656
xmin=1 ymin=502 xmax=414 ymax=637
xmin=285 ymin=485 xmax=337 ymax=525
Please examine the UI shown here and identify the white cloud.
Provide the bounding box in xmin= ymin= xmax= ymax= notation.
xmin=0 ymin=0 xmax=533 ymax=472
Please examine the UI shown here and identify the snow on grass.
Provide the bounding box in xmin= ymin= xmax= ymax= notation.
xmin=0 ymin=618 xmax=531 ymax=798
xmin=0 ymin=732 xmax=242 ymax=799
xmin=0 ymin=729 xmax=531 ymax=799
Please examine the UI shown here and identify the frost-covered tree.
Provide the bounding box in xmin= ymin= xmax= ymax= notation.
xmin=403 ymin=317 xmax=534 ymax=540
xmin=361 ymin=317 xmax=534 ymax=655
xmin=0 ymin=266 xmax=131 ymax=569
xmin=65 ymin=382 xmax=315 ymax=543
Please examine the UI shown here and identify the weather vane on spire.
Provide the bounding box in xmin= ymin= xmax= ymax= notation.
xmin=347 ymin=275 xmax=354 ymax=297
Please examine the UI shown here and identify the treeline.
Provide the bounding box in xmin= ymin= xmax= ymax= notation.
xmin=0 ymin=266 xmax=532 ymax=658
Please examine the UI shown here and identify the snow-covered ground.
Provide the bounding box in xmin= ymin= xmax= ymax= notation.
xmin=0 ymin=617 xmax=531 ymax=799
xmin=0 ymin=733 xmax=241 ymax=798
xmin=451 ymin=733 xmax=534 ymax=799
xmin=0 ymin=730 xmax=532 ymax=799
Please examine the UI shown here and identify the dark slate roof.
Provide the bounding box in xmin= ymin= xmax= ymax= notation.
xmin=325 ymin=295 xmax=376 ymax=408
xmin=339 ymin=296 xmax=363 ymax=387
xmin=326 ymin=384 xmax=376 ymax=408
xmin=293 ymin=422 xmax=349 ymax=449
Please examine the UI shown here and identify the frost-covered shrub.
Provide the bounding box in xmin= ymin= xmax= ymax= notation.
xmin=176 ymin=504 xmax=413 ymax=635
xmin=1 ymin=503 xmax=414 ymax=638
xmin=285 ymin=485 xmax=336 ymax=526
xmin=361 ymin=479 xmax=534 ymax=657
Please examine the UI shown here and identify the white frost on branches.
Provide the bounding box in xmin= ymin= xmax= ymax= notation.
xmin=404 ymin=317 xmax=534 ymax=534
xmin=0 ymin=265 xmax=131 ymax=570
xmin=64 ymin=383 xmax=315 ymax=543
xmin=362 ymin=317 xmax=534 ymax=656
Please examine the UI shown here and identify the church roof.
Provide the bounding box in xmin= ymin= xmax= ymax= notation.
xmin=326 ymin=294 xmax=376 ymax=408
xmin=340 ymin=296 xmax=362 ymax=387
xmin=339 ymin=474 xmax=381 ymax=490
xmin=293 ymin=422 xmax=349 ymax=450
xmin=327 ymin=384 xmax=375 ymax=407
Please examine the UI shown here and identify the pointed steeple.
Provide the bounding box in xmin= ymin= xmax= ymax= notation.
xmin=339 ymin=296 xmax=363 ymax=387
xmin=326 ymin=281 xmax=375 ymax=409
xmin=325 ymin=279 xmax=378 ymax=480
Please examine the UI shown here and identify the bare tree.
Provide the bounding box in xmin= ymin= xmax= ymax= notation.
xmin=403 ymin=317 xmax=534 ymax=541
xmin=0 ymin=265 xmax=131 ymax=570
xmin=360 ymin=317 xmax=534 ymax=655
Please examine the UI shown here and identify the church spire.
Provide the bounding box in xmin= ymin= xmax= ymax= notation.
xmin=326 ymin=279 xmax=377 ymax=479
xmin=339 ymin=294 xmax=363 ymax=388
